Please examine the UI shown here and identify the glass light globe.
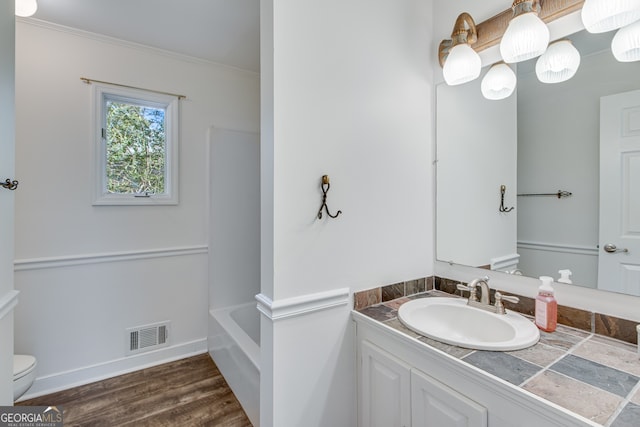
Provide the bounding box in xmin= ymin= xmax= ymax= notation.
xmin=581 ymin=0 xmax=640 ymax=33
xmin=15 ymin=0 xmax=37 ymax=17
xmin=481 ymin=63 xmax=517 ymax=100
xmin=535 ymin=40 xmax=581 ymax=83
xmin=442 ymin=44 xmax=481 ymax=86
xmin=612 ymin=19 xmax=640 ymax=62
xmin=500 ymin=12 xmax=550 ymax=63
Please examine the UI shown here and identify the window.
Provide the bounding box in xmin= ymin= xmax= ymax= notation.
xmin=92 ymin=83 xmax=179 ymax=205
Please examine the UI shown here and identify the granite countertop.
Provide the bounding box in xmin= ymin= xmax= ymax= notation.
xmin=357 ymin=291 xmax=640 ymax=427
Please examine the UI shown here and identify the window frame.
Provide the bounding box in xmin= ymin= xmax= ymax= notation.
xmin=92 ymin=83 xmax=179 ymax=206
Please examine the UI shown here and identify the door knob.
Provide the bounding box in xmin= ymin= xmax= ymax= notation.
xmin=603 ymin=243 xmax=629 ymax=253
xmin=1 ymin=179 xmax=18 ymax=190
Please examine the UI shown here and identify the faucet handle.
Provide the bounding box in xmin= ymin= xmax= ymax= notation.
xmin=456 ymin=283 xmax=471 ymax=292
xmin=456 ymin=283 xmax=478 ymax=301
xmin=494 ymin=291 xmax=519 ymax=315
xmin=498 ymin=294 xmax=519 ymax=304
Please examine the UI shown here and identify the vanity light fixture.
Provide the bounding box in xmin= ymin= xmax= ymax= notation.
xmin=581 ymin=0 xmax=640 ymax=34
xmin=500 ymin=0 xmax=550 ymax=63
xmin=535 ymin=39 xmax=581 ymax=83
xmin=612 ymin=19 xmax=640 ymax=62
xmin=439 ymin=13 xmax=482 ymax=86
xmin=481 ymin=63 xmax=517 ymax=100
xmin=15 ymin=0 xmax=37 ymax=17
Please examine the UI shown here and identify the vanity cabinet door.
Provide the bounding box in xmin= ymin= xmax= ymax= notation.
xmin=411 ymin=368 xmax=487 ymax=427
xmin=360 ymin=340 xmax=411 ymax=427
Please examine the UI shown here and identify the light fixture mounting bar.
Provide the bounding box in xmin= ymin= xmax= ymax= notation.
xmin=472 ymin=0 xmax=585 ymax=53
xmin=438 ymin=12 xmax=479 ymax=67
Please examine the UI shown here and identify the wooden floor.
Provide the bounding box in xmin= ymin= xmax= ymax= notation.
xmin=18 ymin=353 xmax=253 ymax=427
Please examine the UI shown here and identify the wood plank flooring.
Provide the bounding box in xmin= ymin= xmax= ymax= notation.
xmin=18 ymin=353 xmax=253 ymax=427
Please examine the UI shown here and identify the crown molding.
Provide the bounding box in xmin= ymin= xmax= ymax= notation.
xmin=16 ymin=17 xmax=259 ymax=77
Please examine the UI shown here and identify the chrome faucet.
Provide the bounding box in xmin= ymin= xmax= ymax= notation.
xmin=456 ymin=276 xmax=519 ymax=315
xmin=468 ymin=276 xmax=491 ymax=305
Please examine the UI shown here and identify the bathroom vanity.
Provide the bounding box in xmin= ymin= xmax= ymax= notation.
xmin=353 ymin=292 xmax=640 ymax=427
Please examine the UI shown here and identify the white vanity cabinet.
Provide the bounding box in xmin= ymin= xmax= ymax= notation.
xmin=354 ymin=311 xmax=597 ymax=427
xmin=360 ymin=339 xmax=487 ymax=427
xmin=411 ymin=368 xmax=487 ymax=427
xmin=360 ymin=340 xmax=411 ymax=427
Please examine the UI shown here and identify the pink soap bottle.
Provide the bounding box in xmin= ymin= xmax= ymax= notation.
xmin=535 ymin=276 xmax=557 ymax=332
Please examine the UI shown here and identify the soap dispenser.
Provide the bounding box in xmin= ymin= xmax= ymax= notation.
xmin=535 ymin=276 xmax=557 ymax=332
xmin=558 ymin=269 xmax=572 ymax=284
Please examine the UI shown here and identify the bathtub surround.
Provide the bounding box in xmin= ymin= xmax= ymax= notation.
xmin=207 ymin=127 xmax=260 ymax=424
xmin=208 ymin=127 xmax=260 ymax=311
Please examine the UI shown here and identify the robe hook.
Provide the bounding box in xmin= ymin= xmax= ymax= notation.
xmin=317 ymin=175 xmax=342 ymax=219
xmin=499 ymin=184 xmax=514 ymax=213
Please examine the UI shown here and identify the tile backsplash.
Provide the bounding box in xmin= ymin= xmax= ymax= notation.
xmin=353 ymin=275 xmax=639 ymax=345
xmin=353 ymin=277 xmax=433 ymax=311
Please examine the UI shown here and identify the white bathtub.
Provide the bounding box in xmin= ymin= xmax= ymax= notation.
xmin=209 ymin=302 xmax=260 ymax=426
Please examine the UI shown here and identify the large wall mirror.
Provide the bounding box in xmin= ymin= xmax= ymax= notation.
xmin=436 ymin=26 xmax=640 ymax=297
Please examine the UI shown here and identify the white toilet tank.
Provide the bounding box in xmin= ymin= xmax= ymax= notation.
xmin=13 ymin=354 xmax=37 ymax=400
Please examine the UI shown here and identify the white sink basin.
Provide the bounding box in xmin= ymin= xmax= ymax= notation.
xmin=397 ymin=297 xmax=540 ymax=351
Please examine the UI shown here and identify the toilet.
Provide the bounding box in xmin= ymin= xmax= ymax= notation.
xmin=13 ymin=354 xmax=37 ymax=400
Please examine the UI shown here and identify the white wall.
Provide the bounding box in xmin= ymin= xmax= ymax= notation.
xmin=260 ymin=0 xmax=434 ymax=425
xmin=0 ymin=2 xmax=16 ymax=405
xmin=13 ymin=20 xmax=259 ymax=397
xmin=517 ymin=48 xmax=640 ymax=285
xmin=269 ymin=0 xmax=434 ymax=301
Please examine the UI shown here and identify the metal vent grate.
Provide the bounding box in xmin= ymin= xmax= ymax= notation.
xmin=158 ymin=325 xmax=167 ymax=345
xmin=127 ymin=321 xmax=170 ymax=355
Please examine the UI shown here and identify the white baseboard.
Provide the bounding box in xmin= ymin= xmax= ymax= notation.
xmin=18 ymin=338 xmax=207 ymax=401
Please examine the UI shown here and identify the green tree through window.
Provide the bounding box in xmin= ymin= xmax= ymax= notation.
xmin=93 ymin=83 xmax=178 ymax=205
xmin=105 ymin=101 xmax=166 ymax=194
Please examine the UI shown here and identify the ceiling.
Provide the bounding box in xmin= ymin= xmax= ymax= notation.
xmin=28 ymin=0 xmax=260 ymax=72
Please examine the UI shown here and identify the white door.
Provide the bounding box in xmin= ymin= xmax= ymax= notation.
xmin=598 ymin=90 xmax=640 ymax=296
xmin=360 ymin=340 xmax=411 ymax=427
xmin=0 ymin=3 xmax=16 ymax=405
xmin=411 ymin=368 xmax=487 ymax=427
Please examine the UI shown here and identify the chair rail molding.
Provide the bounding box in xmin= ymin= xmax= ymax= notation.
xmin=14 ymin=245 xmax=208 ymax=271
xmin=517 ymin=240 xmax=598 ymax=256
xmin=256 ymin=288 xmax=350 ymax=321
